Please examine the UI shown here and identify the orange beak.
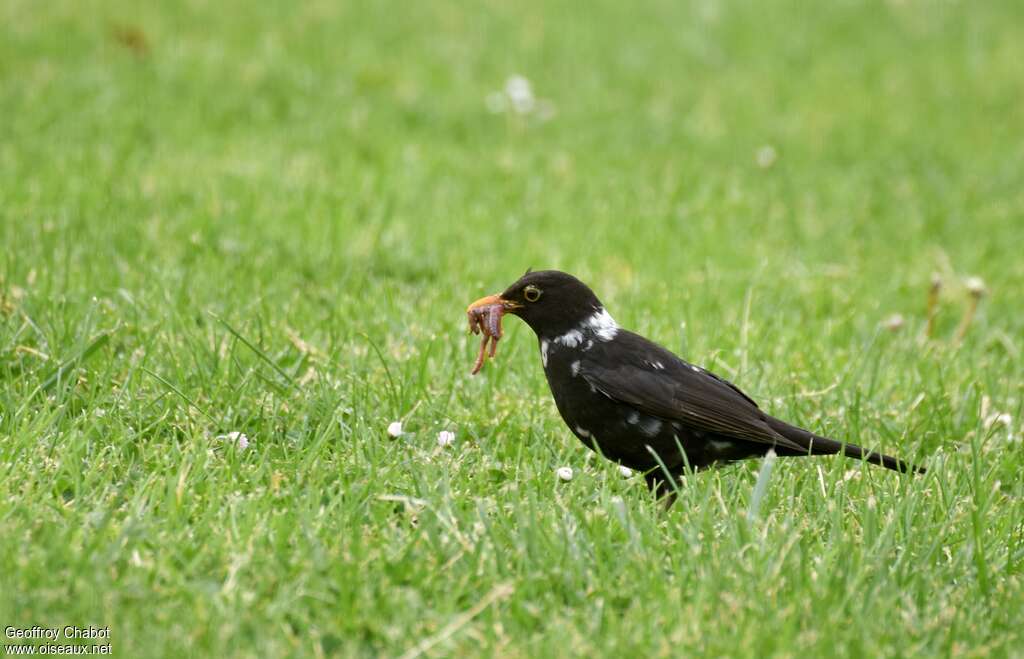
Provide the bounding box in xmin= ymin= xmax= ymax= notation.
xmin=466 ymin=294 xmax=521 ymax=313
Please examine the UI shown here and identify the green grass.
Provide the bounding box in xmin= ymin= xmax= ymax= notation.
xmin=2 ymin=0 xmax=1023 ymax=656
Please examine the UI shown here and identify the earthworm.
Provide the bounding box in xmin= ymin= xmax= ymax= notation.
xmin=467 ymin=303 xmax=505 ymax=374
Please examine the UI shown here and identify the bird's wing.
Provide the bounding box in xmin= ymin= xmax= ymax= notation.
xmin=579 ymin=333 xmax=805 ymax=452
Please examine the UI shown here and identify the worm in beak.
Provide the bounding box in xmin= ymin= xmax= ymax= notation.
xmin=466 ymin=295 xmax=513 ymax=374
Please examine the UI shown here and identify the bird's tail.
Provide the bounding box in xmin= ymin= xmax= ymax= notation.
xmin=766 ymin=417 xmax=925 ymax=474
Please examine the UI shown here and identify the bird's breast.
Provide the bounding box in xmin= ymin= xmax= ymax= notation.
xmin=540 ymin=342 xmax=594 ymax=417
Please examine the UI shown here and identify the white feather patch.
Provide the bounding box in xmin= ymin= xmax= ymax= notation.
xmin=639 ymin=417 xmax=663 ymax=437
xmin=554 ymin=329 xmax=584 ymax=347
xmin=541 ymin=339 xmax=549 ymax=367
xmin=584 ymin=308 xmax=619 ymax=341
xmin=709 ymin=439 xmax=734 ymax=453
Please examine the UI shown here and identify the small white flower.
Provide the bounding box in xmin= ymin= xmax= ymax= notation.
xmin=756 ymin=145 xmax=777 ymax=169
xmin=485 ymin=74 xmax=555 ymax=120
xmin=984 ymin=412 xmax=1012 ymax=430
xmin=882 ymin=313 xmax=905 ymax=332
xmin=219 ymin=431 xmax=250 ymax=451
xmin=437 ymin=430 xmax=456 ymax=447
xmin=965 ymin=276 xmax=987 ymax=297
xmin=556 ymin=466 xmax=574 ymax=482
xmin=505 ymin=75 xmax=535 ymax=114
xmin=387 ymin=421 xmax=404 ymax=438
xmin=618 ymin=465 xmax=633 ymax=478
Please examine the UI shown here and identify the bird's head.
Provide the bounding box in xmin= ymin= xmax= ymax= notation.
xmin=467 ymin=270 xmax=605 ymax=339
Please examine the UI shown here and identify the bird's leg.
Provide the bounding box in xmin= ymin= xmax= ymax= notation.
xmin=644 ymin=470 xmax=679 ymax=510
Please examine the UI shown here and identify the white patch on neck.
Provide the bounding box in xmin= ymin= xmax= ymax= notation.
xmin=540 ymin=339 xmax=549 ymax=367
xmin=554 ymin=328 xmax=584 ymax=348
xmin=583 ymin=308 xmax=618 ymax=341
xmin=570 ymin=360 xmax=581 ymax=377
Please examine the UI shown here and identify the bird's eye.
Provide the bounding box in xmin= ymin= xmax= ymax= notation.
xmin=523 ymin=285 xmax=542 ymax=302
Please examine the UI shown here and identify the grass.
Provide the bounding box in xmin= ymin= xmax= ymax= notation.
xmin=2 ymin=0 xmax=1023 ymax=656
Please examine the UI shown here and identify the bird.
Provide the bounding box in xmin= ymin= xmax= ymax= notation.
xmin=466 ymin=270 xmax=924 ymax=505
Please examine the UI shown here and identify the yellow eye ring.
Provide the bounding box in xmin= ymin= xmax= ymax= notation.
xmin=524 ymin=285 xmax=542 ymax=302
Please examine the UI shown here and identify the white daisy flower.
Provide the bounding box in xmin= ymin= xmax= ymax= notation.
xmin=556 ymin=466 xmax=574 ymax=482
xmin=984 ymin=412 xmax=1012 ymax=430
xmin=387 ymin=421 xmax=404 ymax=438
xmin=965 ymin=276 xmax=987 ymax=297
xmin=505 ymin=75 xmax=535 ymax=114
xmin=219 ymin=431 xmax=250 ymax=451
xmin=437 ymin=430 xmax=456 ymax=447
xmin=882 ymin=313 xmax=905 ymax=331
xmin=485 ymin=74 xmax=555 ymax=119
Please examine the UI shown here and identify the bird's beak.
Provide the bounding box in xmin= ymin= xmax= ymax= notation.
xmin=466 ymin=294 xmax=522 ymax=313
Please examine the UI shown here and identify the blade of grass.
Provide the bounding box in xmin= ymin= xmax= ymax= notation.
xmin=211 ymin=312 xmax=297 ymax=388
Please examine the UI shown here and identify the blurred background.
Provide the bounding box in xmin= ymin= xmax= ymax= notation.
xmin=4 ymin=0 xmax=1022 ymax=307
xmin=2 ymin=0 xmax=1023 ymax=656
xmin=5 ymin=0 xmax=1022 ymax=410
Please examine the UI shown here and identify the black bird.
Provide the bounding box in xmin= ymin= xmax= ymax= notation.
xmin=467 ymin=270 xmax=924 ymax=503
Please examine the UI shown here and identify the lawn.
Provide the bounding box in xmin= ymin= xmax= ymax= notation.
xmin=2 ymin=0 xmax=1023 ymax=656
